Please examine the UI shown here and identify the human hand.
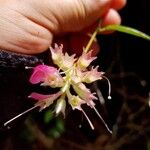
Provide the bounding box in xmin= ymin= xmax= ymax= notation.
xmin=0 ymin=0 xmax=126 ymax=54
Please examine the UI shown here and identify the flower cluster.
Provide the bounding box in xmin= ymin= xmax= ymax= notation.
xmin=29 ymin=44 xmax=110 ymax=131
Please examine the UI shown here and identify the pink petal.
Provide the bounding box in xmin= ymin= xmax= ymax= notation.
xmin=29 ymin=64 xmax=57 ymax=84
xmin=72 ymin=83 xmax=97 ymax=101
xmin=82 ymin=66 xmax=104 ymax=83
xmin=29 ymin=91 xmax=62 ymax=101
xmin=29 ymin=92 xmax=51 ymax=100
xmin=50 ymin=44 xmax=76 ymax=71
xmin=29 ymin=70 xmax=45 ymax=84
xmin=77 ymin=50 xmax=97 ymax=69
xmin=49 ymin=44 xmax=63 ymax=62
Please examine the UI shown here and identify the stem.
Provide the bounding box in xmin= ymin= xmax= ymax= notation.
xmin=84 ymin=28 xmax=99 ymax=53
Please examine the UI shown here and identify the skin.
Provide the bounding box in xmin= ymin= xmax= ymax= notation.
xmin=0 ymin=0 xmax=126 ymax=55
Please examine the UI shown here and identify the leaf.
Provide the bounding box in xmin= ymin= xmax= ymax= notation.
xmin=99 ymin=25 xmax=150 ymax=41
xmin=44 ymin=110 xmax=54 ymax=124
xmin=55 ymin=118 xmax=65 ymax=133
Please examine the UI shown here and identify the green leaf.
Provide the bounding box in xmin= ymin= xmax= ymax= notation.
xmin=99 ymin=25 xmax=150 ymax=41
xmin=44 ymin=110 xmax=54 ymax=124
xmin=55 ymin=118 xmax=65 ymax=133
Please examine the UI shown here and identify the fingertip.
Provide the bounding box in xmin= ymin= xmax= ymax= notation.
xmin=99 ymin=9 xmax=121 ymax=34
xmin=101 ymin=9 xmax=121 ymax=27
xmin=111 ymin=0 xmax=127 ymax=10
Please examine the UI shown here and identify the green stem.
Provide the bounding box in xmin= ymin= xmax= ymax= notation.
xmin=84 ymin=28 xmax=99 ymax=53
xmin=84 ymin=24 xmax=150 ymax=54
xmin=99 ymin=25 xmax=150 ymax=41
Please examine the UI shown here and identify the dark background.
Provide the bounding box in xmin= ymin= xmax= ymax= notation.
xmin=0 ymin=0 xmax=150 ymax=150
xmin=99 ymin=0 xmax=150 ymax=79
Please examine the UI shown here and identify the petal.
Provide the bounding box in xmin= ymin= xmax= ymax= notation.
xmin=33 ymin=64 xmax=57 ymax=74
xmin=66 ymin=90 xmax=94 ymax=129
xmin=50 ymin=44 xmax=63 ymax=66
xmin=29 ymin=70 xmax=45 ymax=84
xmin=72 ymin=83 xmax=97 ymax=101
xmin=87 ymin=100 xmax=96 ymax=108
xmin=77 ymin=50 xmax=97 ymax=69
xmin=82 ymin=66 xmax=104 ymax=83
xmin=55 ymin=98 xmax=66 ymax=117
xmin=42 ymin=72 xmax=64 ymax=88
xmin=50 ymin=44 xmax=76 ymax=71
xmin=29 ymin=92 xmax=51 ymax=100
xmin=29 ymin=92 xmax=62 ymax=111
xmin=61 ymin=53 xmax=76 ymax=70
xmin=30 ymin=64 xmax=57 ymax=84
xmin=66 ymin=90 xmax=85 ymax=110
xmin=29 ymin=91 xmax=61 ymax=101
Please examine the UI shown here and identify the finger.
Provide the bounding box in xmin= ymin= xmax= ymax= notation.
xmin=101 ymin=9 xmax=121 ymax=26
xmin=54 ymin=0 xmax=112 ymax=33
xmin=99 ymin=9 xmax=121 ymax=34
xmin=111 ymin=0 xmax=127 ymax=10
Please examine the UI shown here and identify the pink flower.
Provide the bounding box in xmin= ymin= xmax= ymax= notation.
xmin=82 ymin=66 xmax=104 ymax=83
xmin=66 ymin=89 xmax=95 ymax=130
xmin=72 ymin=83 xmax=97 ymax=107
xmin=49 ymin=44 xmax=63 ymax=65
xmin=29 ymin=64 xmax=64 ymax=88
xmin=28 ymin=44 xmax=111 ymax=131
xmin=50 ymin=44 xmax=76 ymax=71
xmin=77 ymin=50 xmax=96 ymax=70
xmin=66 ymin=90 xmax=85 ymax=110
xmin=29 ymin=92 xmax=62 ymax=111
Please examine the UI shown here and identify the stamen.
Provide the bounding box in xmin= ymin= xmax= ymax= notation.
xmin=148 ymin=92 xmax=150 ymax=108
xmin=81 ymin=109 xmax=94 ymax=130
xmin=102 ymin=76 xmax=112 ymax=100
xmin=93 ymin=106 xmax=112 ymax=134
xmin=59 ymin=66 xmax=74 ymax=75
xmin=3 ymin=105 xmax=39 ymax=127
xmin=59 ymin=71 xmax=66 ymax=75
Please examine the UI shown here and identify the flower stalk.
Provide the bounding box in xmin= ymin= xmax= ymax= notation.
xmin=84 ymin=28 xmax=99 ymax=53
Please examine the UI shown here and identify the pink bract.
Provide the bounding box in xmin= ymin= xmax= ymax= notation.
xmin=29 ymin=92 xmax=61 ymax=101
xmin=29 ymin=64 xmax=58 ymax=84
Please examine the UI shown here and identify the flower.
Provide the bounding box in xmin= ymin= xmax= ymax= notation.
xmin=82 ymin=66 xmax=104 ymax=83
xmin=29 ymin=44 xmax=111 ymax=131
xmin=55 ymin=95 xmax=66 ymax=117
xmin=50 ymin=44 xmax=76 ymax=71
xmin=72 ymin=82 xmax=97 ymax=107
xmin=66 ymin=89 xmax=85 ymax=110
xmin=29 ymin=64 xmax=64 ymax=88
xmin=77 ymin=50 xmax=96 ymax=70
xmin=29 ymin=91 xmax=62 ymax=111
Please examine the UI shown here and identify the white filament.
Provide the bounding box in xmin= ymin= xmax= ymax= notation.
xmin=81 ymin=109 xmax=94 ymax=130
xmin=93 ymin=106 xmax=112 ymax=134
xmin=103 ymin=76 xmax=112 ymax=100
xmin=4 ymin=105 xmax=38 ymax=127
xmin=25 ymin=66 xmax=33 ymax=69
